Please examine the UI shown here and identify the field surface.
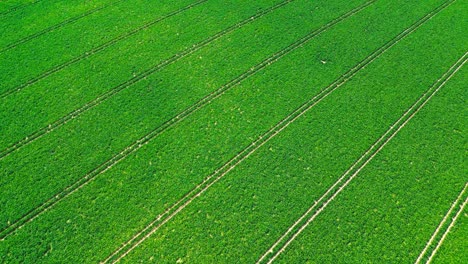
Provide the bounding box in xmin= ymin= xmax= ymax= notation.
xmin=0 ymin=0 xmax=466 ymax=263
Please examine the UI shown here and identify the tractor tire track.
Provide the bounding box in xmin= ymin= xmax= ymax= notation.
xmin=0 ymin=0 xmax=298 ymax=159
xmin=415 ymin=182 xmax=468 ymax=264
xmin=426 ymin=193 xmax=468 ymax=264
xmin=103 ymin=2 xmax=466 ymax=262
xmin=257 ymin=51 xmax=467 ymax=264
xmin=0 ymin=0 xmax=125 ymax=54
xmin=0 ymin=0 xmax=41 ymax=16
xmin=0 ymin=0 xmax=309 ymax=239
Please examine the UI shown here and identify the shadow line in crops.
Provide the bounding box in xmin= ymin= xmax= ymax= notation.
xmin=0 ymin=0 xmax=125 ymax=54
xmin=0 ymin=0 xmax=298 ymax=159
xmin=0 ymin=0 xmax=207 ymax=98
xmin=415 ymin=182 xmax=468 ymax=264
xmin=258 ymin=51 xmax=467 ymax=264
xmin=0 ymin=0 xmax=312 ymax=239
xmin=0 ymin=0 xmax=41 ymax=16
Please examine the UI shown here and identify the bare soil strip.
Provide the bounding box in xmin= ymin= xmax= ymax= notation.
xmin=0 ymin=0 xmax=296 ymax=159
xmin=0 ymin=0 xmax=207 ymax=97
xmin=257 ymin=51 xmax=467 ymax=264
xmin=0 ymin=0 xmax=125 ymax=53
xmin=0 ymin=0 xmax=366 ymax=240
xmin=415 ymin=182 xmax=468 ymax=264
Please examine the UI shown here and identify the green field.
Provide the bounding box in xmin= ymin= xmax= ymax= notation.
xmin=0 ymin=0 xmax=466 ymax=263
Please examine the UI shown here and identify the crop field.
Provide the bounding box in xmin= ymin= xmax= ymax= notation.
xmin=0 ymin=0 xmax=466 ymax=263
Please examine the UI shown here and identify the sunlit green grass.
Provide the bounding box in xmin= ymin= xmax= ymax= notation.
xmin=0 ymin=0 xmax=465 ymax=262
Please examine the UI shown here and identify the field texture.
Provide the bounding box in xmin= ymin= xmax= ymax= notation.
xmin=0 ymin=0 xmax=466 ymax=263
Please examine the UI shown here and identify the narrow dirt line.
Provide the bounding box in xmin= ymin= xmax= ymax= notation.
xmin=415 ymin=182 xmax=468 ymax=264
xmin=257 ymin=43 xmax=465 ymax=263
xmin=426 ymin=194 xmax=468 ymax=264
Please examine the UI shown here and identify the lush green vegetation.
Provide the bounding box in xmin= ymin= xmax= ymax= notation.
xmin=0 ymin=0 xmax=40 ymax=15
xmin=274 ymin=62 xmax=467 ymax=264
xmin=0 ymin=0 xmax=368 ymax=230
xmin=431 ymin=205 xmax=468 ymax=264
xmin=0 ymin=0 xmax=200 ymax=93
xmin=0 ymin=0 xmax=465 ymax=263
xmin=0 ymin=0 xmax=124 ymax=51
xmin=0 ymin=0 xmax=300 ymax=148
xmin=116 ymin=2 xmax=467 ymax=263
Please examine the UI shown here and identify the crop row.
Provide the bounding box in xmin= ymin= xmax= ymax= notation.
xmin=0 ymin=0 xmax=207 ymax=98
xmin=0 ymin=0 xmax=460 ymax=262
xmin=0 ymin=0 xmax=370 ymax=241
xmin=0 ymin=0 xmax=296 ymax=157
xmin=0 ymin=0 xmax=125 ymax=53
xmin=416 ymin=182 xmax=468 ymax=264
xmin=0 ymin=0 xmax=122 ymax=49
xmin=107 ymin=1 xmax=461 ymax=262
xmin=429 ymin=196 xmax=467 ymax=264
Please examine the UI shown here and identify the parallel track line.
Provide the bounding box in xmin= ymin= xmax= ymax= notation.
xmin=0 ymin=0 xmax=41 ymax=16
xmin=415 ymin=182 xmax=468 ymax=264
xmin=0 ymin=0 xmax=297 ymax=159
xmin=0 ymin=0 xmax=125 ymax=53
xmin=99 ymin=2 xmax=397 ymax=263
xmin=426 ymin=194 xmax=468 ymax=264
xmin=0 ymin=0 xmax=304 ymax=239
xmin=258 ymin=5 xmax=461 ymax=258
xmin=0 ymin=0 xmax=207 ymax=97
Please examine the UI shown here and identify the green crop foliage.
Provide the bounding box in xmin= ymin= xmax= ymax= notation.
xmin=0 ymin=0 xmax=200 ymax=91
xmin=0 ymin=1 xmax=37 ymax=15
xmin=276 ymin=63 xmax=467 ymax=264
xmin=0 ymin=0 xmax=367 ymax=231
xmin=0 ymin=0 xmax=465 ymax=263
xmin=0 ymin=0 xmax=285 ymax=146
xmin=113 ymin=1 xmax=466 ymax=263
xmin=432 ymin=208 xmax=468 ymax=264
xmin=0 ymin=0 xmax=124 ymax=49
